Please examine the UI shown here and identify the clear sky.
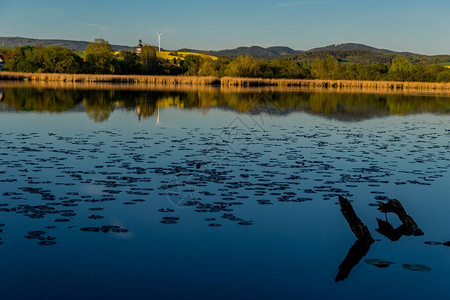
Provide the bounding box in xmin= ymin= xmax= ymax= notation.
xmin=1 ymin=0 xmax=449 ymax=55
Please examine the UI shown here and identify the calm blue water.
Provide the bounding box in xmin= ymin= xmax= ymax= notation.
xmin=0 ymin=85 xmax=449 ymax=299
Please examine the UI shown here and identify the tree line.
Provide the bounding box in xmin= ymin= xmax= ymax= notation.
xmin=1 ymin=39 xmax=450 ymax=82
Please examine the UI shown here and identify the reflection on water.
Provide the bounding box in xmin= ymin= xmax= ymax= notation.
xmin=0 ymin=83 xmax=449 ymax=300
xmin=1 ymin=84 xmax=449 ymax=122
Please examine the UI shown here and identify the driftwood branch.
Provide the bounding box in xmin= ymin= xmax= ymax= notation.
xmin=336 ymin=197 xmax=424 ymax=282
xmin=377 ymin=199 xmax=423 ymax=238
xmin=338 ymin=196 xmax=374 ymax=243
xmin=336 ymin=196 xmax=374 ymax=282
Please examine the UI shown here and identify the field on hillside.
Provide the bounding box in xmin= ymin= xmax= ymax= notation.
xmin=156 ymin=51 xmax=217 ymax=61
xmin=108 ymin=50 xmax=216 ymax=61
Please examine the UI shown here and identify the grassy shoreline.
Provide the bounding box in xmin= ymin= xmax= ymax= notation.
xmin=1 ymin=71 xmax=450 ymax=93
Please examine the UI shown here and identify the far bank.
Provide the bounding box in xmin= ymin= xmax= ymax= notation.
xmin=1 ymin=72 xmax=450 ymax=93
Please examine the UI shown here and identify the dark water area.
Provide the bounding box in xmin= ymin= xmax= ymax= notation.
xmin=0 ymin=84 xmax=449 ymax=299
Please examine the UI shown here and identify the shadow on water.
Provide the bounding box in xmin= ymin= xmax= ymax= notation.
xmin=1 ymin=85 xmax=449 ymax=122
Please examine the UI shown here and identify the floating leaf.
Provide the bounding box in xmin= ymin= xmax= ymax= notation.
xmin=424 ymin=241 xmax=442 ymax=246
xmin=38 ymin=241 xmax=57 ymax=246
xmin=208 ymin=223 xmax=222 ymax=227
xmin=402 ymin=264 xmax=432 ymax=272
xmin=365 ymin=258 xmax=395 ymax=268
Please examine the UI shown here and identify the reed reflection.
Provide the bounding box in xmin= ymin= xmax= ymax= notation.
xmin=1 ymin=85 xmax=449 ymax=122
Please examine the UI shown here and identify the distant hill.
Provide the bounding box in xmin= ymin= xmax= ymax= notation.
xmin=178 ymin=46 xmax=303 ymax=59
xmin=309 ymin=43 xmax=402 ymax=55
xmin=2 ymin=37 xmax=449 ymax=65
xmin=287 ymin=43 xmax=450 ymax=65
xmin=178 ymin=43 xmax=419 ymax=60
xmin=0 ymin=37 xmax=418 ymax=57
xmin=292 ymin=48 xmax=450 ymax=66
xmin=0 ymin=37 xmax=134 ymax=52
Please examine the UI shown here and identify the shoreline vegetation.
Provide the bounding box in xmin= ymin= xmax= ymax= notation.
xmin=2 ymin=40 xmax=450 ymax=85
xmin=2 ymin=72 xmax=450 ymax=94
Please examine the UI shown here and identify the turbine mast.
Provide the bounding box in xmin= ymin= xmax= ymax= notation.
xmin=156 ymin=32 xmax=162 ymax=51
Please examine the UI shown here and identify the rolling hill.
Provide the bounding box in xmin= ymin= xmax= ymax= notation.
xmin=2 ymin=37 xmax=450 ymax=65
xmin=0 ymin=37 xmax=418 ymax=57
xmin=309 ymin=43 xmax=400 ymax=54
xmin=177 ymin=46 xmax=302 ymax=59
xmin=0 ymin=37 xmax=134 ymax=52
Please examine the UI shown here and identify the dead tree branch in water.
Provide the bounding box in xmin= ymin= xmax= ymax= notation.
xmin=336 ymin=196 xmax=374 ymax=282
xmin=376 ymin=199 xmax=424 ymax=241
xmin=338 ymin=196 xmax=374 ymax=243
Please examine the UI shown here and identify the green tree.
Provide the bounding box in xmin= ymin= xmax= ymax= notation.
xmin=227 ymin=56 xmax=259 ymax=78
xmin=140 ymin=45 xmax=158 ymax=75
xmin=117 ymin=51 xmax=140 ymax=75
xmin=4 ymin=46 xmax=82 ymax=73
xmin=4 ymin=46 xmax=35 ymax=72
xmin=182 ymin=55 xmax=201 ymax=76
xmin=388 ymin=57 xmax=414 ymax=81
xmin=425 ymin=65 xmax=447 ymax=82
xmin=436 ymin=70 xmax=450 ymax=82
xmin=85 ymin=39 xmax=117 ymax=74
xmin=198 ymin=58 xmax=216 ymax=76
xmin=39 ymin=46 xmax=82 ymax=73
xmin=311 ymin=56 xmax=340 ymax=79
xmin=213 ymin=56 xmax=232 ymax=77
xmin=311 ymin=58 xmax=326 ymax=79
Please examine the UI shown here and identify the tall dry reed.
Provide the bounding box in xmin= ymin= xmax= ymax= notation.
xmin=1 ymin=72 xmax=450 ymax=92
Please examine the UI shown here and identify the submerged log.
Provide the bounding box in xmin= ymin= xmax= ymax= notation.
xmin=338 ymin=196 xmax=374 ymax=243
xmin=377 ymin=199 xmax=423 ymax=236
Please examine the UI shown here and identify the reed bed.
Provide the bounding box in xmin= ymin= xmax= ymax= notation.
xmin=1 ymin=72 xmax=450 ymax=93
xmin=220 ymin=77 xmax=450 ymax=92
xmin=0 ymin=72 xmax=221 ymax=86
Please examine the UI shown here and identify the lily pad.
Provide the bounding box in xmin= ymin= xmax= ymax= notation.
xmin=402 ymin=264 xmax=432 ymax=272
xmin=365 ymin=258 xmax=395 ymax=268
xmin=424 ymin=241 xmax=442 ymax=246
xmin=38 ymin=241 xmax=57 ymax=246
xmin=208 ymin=223 xmax=222 ymax=227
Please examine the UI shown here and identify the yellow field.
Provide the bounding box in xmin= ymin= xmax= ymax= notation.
xmin=445 ymin=66 xmax=450 ymax=69
xmin=156 ymin=51 xmax=217 ymax=61
xmin=92 ymin=51 xmax=216 ymax=61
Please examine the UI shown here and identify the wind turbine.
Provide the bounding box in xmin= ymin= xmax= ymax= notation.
xmin=156 ymin=32 xmax=162 ymax=51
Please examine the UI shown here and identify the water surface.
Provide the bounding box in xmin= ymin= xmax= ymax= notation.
xmin=0 ymin=83 xmax=449 ymax=299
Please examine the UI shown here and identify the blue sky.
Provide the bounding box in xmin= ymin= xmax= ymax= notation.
xmin=1 ymin=0 xmax=449 ymax=54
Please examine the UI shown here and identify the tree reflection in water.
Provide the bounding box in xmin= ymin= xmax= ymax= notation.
xmin=1 ymin=84 xmax=449 ymax=122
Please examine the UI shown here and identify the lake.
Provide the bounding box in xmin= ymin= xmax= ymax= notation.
xmin=0 ymin=83 xmax=449 ymax=299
